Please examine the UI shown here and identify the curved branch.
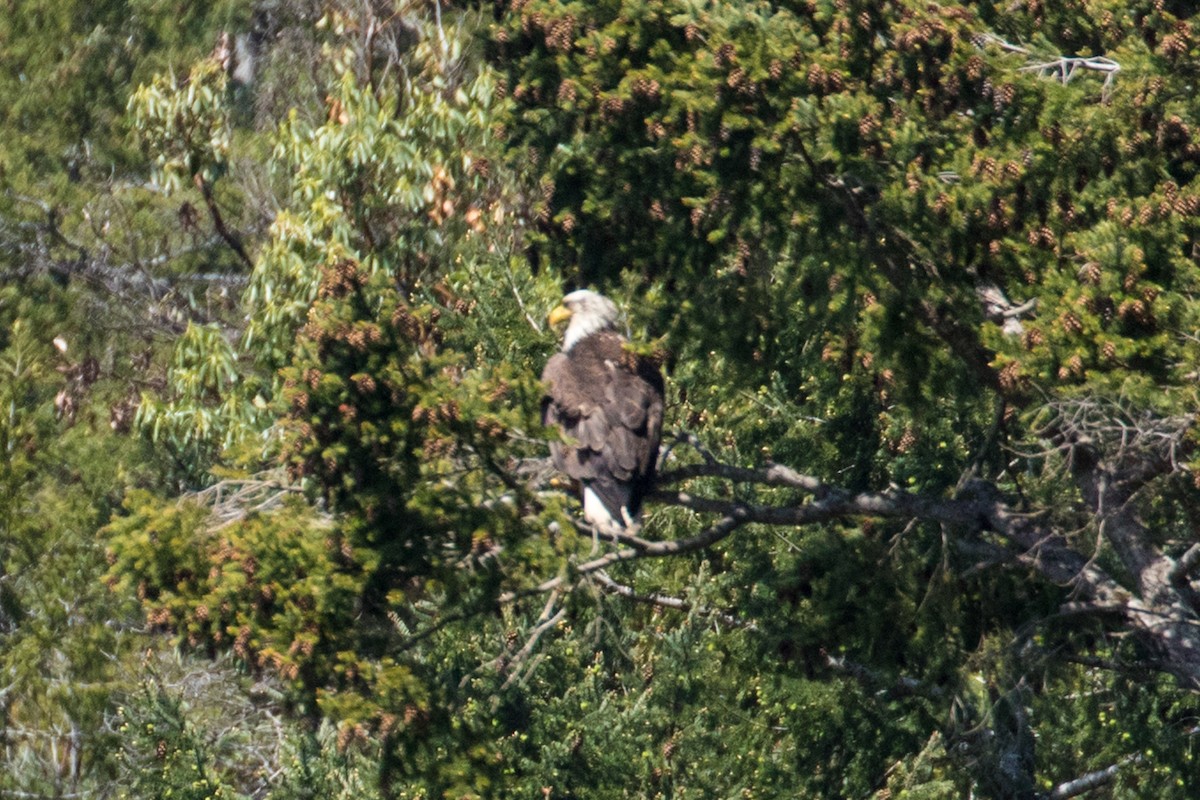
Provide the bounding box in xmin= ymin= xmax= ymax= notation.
xmin=193 ymin=173 xmax=253 ymax=269
xmin=653 ymin=460 xmax=1200 ymax=689
xmin=497 ymin=512 xmax=751 ymax=604
xmin=589 ymin=570 xmax=750 ymax=629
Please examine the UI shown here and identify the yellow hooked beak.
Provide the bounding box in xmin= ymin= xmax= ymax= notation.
xmin=548 ymin=304 xmax=572 ymax=327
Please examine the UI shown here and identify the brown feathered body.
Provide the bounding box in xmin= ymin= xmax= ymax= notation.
xmin=542 ymin=328 xmax=664 ymax=529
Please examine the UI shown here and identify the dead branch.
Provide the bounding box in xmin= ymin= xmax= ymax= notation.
xmin=1036 ymin=398 xmax=1190 ymax=477
xmin=976 ymin=32 xmax=1121 ymax=100
xmin=499 ymin=590 xmax=566 ymax=689
xmin=1048 ymin=754 xmax=1143 ymax=799
xmin=185 ymin=469 xmax=312 ymax=529
xmin=589 ymin=570 xmax=750 ymax=629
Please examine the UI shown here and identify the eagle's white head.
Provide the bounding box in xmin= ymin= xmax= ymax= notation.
xmin=549 ymin=289 xmax=620 ymax=351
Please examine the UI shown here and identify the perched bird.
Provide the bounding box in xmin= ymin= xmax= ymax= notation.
xmin=541 ymin=290 xmax=665 ymax=530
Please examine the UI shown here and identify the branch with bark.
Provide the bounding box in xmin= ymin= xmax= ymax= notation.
xmin=514 ymin=403 xmax=1200 ymax=691
xmin=1049 ymin=754 xmax=1143 ymax=799
xmin=193 ymin=173 xmax=253 ymax=269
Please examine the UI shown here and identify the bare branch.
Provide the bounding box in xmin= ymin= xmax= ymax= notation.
xmin=656 ymin=460 xmax=823 ymax=493
xmin=193 ymin=173 xmax=253 ymax=269
xmin=657 ymin=429 xmax=720 ymax=469
xmin=1037 ymin=398 xmax=1190 ymax=479
xmin=652 ymin=481 xmax=989 ymax=529
xmin=504 ymin=259 xmax=544 ymax=334
xmin=1020 ymin=56 xmax=1120 ymax=99
xmin=499 ymin=590 xmax=566 ymax=689
xmin=976 ymin=32 xmax=1121 ymax=100
xmin=497 ymin=512 xmax=752 ymax=604
xmin=1170 ymin=544 xmax=1200 ymax=588
xmin=185 ymin=469 xmax=311 ymax=529
xmin=581 ymin=511 xmax=752 ymax=567
xmin=1049 ymin=754 xmax=1143 ymax=799
xmin=589 ymin=570 xmax=750 ymax=629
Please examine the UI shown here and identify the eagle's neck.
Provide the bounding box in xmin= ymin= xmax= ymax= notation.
xmin=562 ymin=316 xmax=616 ymax=351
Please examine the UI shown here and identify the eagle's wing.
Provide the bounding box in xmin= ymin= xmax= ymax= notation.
xmin=542 ymin=352 xmax=604 ymax=479
xmin=601 ymin=360 xmax=663 ymax=481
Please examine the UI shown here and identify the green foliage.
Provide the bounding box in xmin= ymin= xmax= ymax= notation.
xmin=129 ymin=57 xmax=233 ymax=194
xmin=109 ymin=12 xmax=570 ymax=795
xmin=279 ymin=259 xmax=543 ymax=577
xmin=115 ymin=678 xmax=239 ymax=800
xmin=487 ymin=0 xmax=1200 ymax=795
xmin=0 ymin=3 xmax=267 ymax=794
xmin=267 ymin=720 xmax=381 ymax=800
xmin=136 ymin=322 xmax=273 ymax=475
xmin=0 ymin=309 xmax=162 ymax=796
xmin=113 ymin=650 xmax=382 ymax=800
xmin=104 ymin=490 xmax=356 ymax=704
xmin=247 ymin=26 xmax=511 ymax=363
xmin=0 ymin=0 xmax=244 ymax=189
xmin=1027 ymin=664 xmax=1196 ymax=797
xmin=16 ymin=0 xmax=1200 ymax=798
xmin=497 ymin=0 xmax=1012 ymax=504
xmin=496 ymin=0 xmax=1200 ymax=467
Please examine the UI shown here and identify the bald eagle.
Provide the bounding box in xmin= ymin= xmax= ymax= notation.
xmin=542 ymin=290 xmax=665 ymax=530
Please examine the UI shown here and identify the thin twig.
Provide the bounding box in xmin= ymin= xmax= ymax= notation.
xmin=657 ymin=460 xmax=823 ymax=493
xmin=497 ymin=512 xmax=752 ymax=604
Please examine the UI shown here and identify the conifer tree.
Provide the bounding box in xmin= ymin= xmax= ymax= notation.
xmin=16 ymin=0 xmax=1200 ymax=797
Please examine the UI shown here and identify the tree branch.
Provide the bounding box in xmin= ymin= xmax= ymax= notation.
xmin=589 ymin=570 xmax=750 ymax=629
xmin=193 ymin=173 xmax=253 ymax=269
xmin=1170 ymin=543 xmax=1200 ymax=588
xmin=497 ymin=512 xmax=751 ymax=604
xmin=650 ymin=447 xmax=1200 ymax=689
xmin=498 ymin=590 xmax=566 ymax=689
xmin=1048 ymin=754 xmax=1143 ymax=799
xmin=656 ymin=460 xmax=823 ymax=492
xmin=976 ymin=32 xmax=1121 ymax=100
